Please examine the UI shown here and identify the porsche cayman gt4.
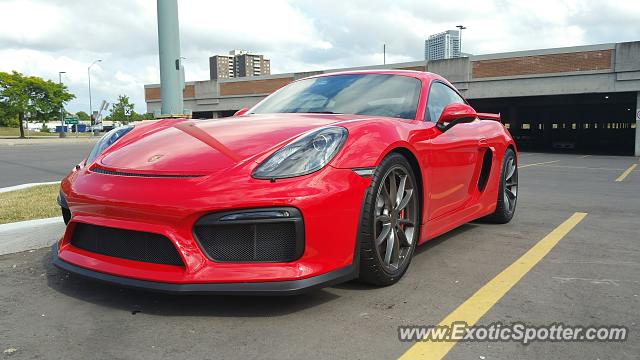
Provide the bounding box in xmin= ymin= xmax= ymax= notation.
xmin=53 ymin=70 xmax=518 ymax=294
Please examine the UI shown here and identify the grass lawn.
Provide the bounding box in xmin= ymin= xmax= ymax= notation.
xmin=0 ymin=127 xmax=57 ymax=137
xmin=0 ymin=127 xmax=93 ymax=137
xmin=0 ymin=184 xmax=61 ymax=224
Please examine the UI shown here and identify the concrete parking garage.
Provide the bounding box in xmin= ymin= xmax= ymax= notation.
xmin=145 ymin=41 xmax=640 ymax=156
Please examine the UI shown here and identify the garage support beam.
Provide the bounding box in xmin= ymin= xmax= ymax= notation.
xmin=636 ymin=92 xmax=640 ymax=157
xmin=508 ymin=106 xmax=518 ymax=132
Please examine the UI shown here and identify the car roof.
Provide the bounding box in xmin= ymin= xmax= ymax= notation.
xmin=301 ymin=69 xmax=446 ymax=83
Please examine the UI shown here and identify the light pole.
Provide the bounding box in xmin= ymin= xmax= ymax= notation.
xmin=456 ymin=25 xmax=467 ymax=57
xmin=383 ymin=43 xmax=386 ymax=65
xmin=88 ymin=59 xmax=102 ymax=134
xmin=58 ymin=71 xmax=66 ymax=137
xmin=157 ymin=0 xmax=184 ymax=116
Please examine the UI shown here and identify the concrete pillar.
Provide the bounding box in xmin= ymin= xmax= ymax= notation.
xmin=157 ymin=0 xmax=184 ymax=116
xmin=508 ymin=106 xmax=519 ymax=131
xmin=636 ymin=92 xmax=640 ymax=157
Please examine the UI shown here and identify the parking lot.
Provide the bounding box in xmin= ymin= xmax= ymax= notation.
xmin=1 ymin=152 xmax=639 ymax=359
xmin=0 ymin=139 xmax=97 ymax=187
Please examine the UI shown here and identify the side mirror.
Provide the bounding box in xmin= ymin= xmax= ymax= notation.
xmin=436 ymin=103 xmax=477 ymax=131
xmin=234 ymin=108 xmax=249 ymax=117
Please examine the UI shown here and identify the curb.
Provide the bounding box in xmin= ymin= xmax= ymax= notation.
xmin=0 ymin=181 xmax=60 ymax=193
xmin=0 ymin=217 xmax=65 ymax=256
xmin=0 ymin=137 xmax=98 ymax=146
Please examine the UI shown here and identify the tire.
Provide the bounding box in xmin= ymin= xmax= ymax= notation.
xmin=483 ymin=148 xmax=518 ymax=224
xmin=358 ymin=153 xmax=420 ymax=286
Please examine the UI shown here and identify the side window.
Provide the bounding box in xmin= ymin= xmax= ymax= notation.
xmin=424 ymin=82 xmax=465 ymax=122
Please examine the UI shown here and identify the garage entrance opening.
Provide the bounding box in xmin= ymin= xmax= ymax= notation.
xmin=192 ymin=111 xmax=214 ymax=119
xmin=469 ymin=92 xmax=637 ymax=155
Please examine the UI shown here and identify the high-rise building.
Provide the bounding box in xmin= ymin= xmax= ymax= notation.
xmin=424 ymin=30 xmax=460 ymax=61
xmin=209 ymin=50 xmax=271 ymax=80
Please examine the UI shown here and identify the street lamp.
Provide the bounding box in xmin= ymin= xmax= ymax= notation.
xmin=88 ymin=59 xmax=102 ymax=134
xmin=456 ymin=25 xmax=467 ymax=57
xmin=383 ymin=43 xmax=386 ymax=65
xmin=58 ymin=71 xmax=66 ymax=137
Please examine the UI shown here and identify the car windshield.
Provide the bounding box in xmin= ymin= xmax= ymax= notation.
xmin=249 ymin=74 xmax=422 ymax=120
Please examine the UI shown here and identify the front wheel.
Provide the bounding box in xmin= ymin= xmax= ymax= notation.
xmin=358 ymin=154 xmax=419 ymax=286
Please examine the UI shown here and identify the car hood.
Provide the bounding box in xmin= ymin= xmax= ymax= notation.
xmin=98 ymin=113 xmax=362 ymax=175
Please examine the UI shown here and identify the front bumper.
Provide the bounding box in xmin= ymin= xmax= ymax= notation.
xmin=52 ymin=244 xmax=356 ymax=295
xmin=56 ymin=164 xmax=371 ymax=291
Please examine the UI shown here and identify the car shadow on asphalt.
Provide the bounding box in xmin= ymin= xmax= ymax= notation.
xmin=42 ymin=250 xmax=339 ymax=317
xmin=333 ymin=222 xmax=481 ymax=291
xmin=42 ymin=223 xmax=485 ymax=313
xmin=414 ymin=222 xmax=481 ymax=257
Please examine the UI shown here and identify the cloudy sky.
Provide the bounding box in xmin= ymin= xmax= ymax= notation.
xmin=0 ymin=0 xmax=638 ymax=114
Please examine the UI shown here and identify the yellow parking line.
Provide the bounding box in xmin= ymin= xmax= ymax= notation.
xmin=519 ymin=160 xmax=560 ymax=168
xmin=540 ymin=165 xmax=626 ymax=172
xmin=399 ymin=212 xmax=588 ymax=360
xmin=615 ymin=164 xmax=637 ymax=182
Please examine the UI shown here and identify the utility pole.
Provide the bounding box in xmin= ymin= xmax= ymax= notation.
xmin=58 ymin=71 xmax=66 ymax=138
xmin=456 ymin=25 xmax=467 ymax=57
xmin=383 ymin=43 xmax=386 ymax=65
xmin=88 ymin=59 xmax=102 ymax=135
xmin=157 ymin=0 xmax=185 ymax=116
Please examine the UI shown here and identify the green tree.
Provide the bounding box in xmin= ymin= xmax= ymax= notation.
xmin=75 ymin=111 xmax=90 ymax=121
xmin=0 ymin=107 xmax=18 ymax=127
xmin=141 ymin=112 xmax=155 ymax=120
xmin=109 ymin=94 xmax=135 ymax=125
xmin=131 ymin=111 xmax=155 ymax=121
xmin=0 ymin=71 xmax=75 ymax=137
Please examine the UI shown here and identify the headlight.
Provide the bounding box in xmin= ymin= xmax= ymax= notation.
xmin=252 ymin=126 xmax=347 ymax=179
xmin=85 ymin=125 xmax=134 ymax=164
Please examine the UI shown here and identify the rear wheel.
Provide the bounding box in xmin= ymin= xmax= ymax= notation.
xmin=483 ymin=148 xmax=518 ymax=223
xmin=358 ymin=154 xmax=419 ymax=286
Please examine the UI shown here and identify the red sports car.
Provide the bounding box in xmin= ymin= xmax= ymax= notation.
xmin=53 ymin=70 xmax=518 ymax=294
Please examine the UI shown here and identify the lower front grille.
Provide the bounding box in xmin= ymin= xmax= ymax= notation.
xmin=71 ymin=223 xmax=184 ymax=266
xmin=193 ymin=208 xmax=304 ymax=262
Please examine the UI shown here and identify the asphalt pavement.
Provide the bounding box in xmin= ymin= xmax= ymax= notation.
xmin=0 ymin=139 xmax=97 ymax=187
xmin=0 ymin=152 xmax=639 ymax=359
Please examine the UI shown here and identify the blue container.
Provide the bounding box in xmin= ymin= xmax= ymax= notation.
xmin=71 ymin=124 xmax=88 ymax=132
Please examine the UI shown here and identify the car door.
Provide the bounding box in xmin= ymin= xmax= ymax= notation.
xmin=425 ymin=81 xmax=481 ymax=220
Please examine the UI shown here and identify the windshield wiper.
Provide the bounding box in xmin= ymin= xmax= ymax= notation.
xmin=305 ymin=111 xmax=342 ymax=114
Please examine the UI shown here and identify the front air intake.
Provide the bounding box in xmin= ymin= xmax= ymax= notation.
xmin=71 ymin=223 xmax=184 ymax=266
xmin=193 ymin=208 xmax=304 ymax=262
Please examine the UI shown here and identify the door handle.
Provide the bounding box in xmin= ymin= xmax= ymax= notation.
xmin=478 ymin=138 xmax=488 ymax=147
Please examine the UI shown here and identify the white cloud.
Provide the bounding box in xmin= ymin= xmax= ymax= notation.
xmin=0 ymin=0 xmax=638 ymax=113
